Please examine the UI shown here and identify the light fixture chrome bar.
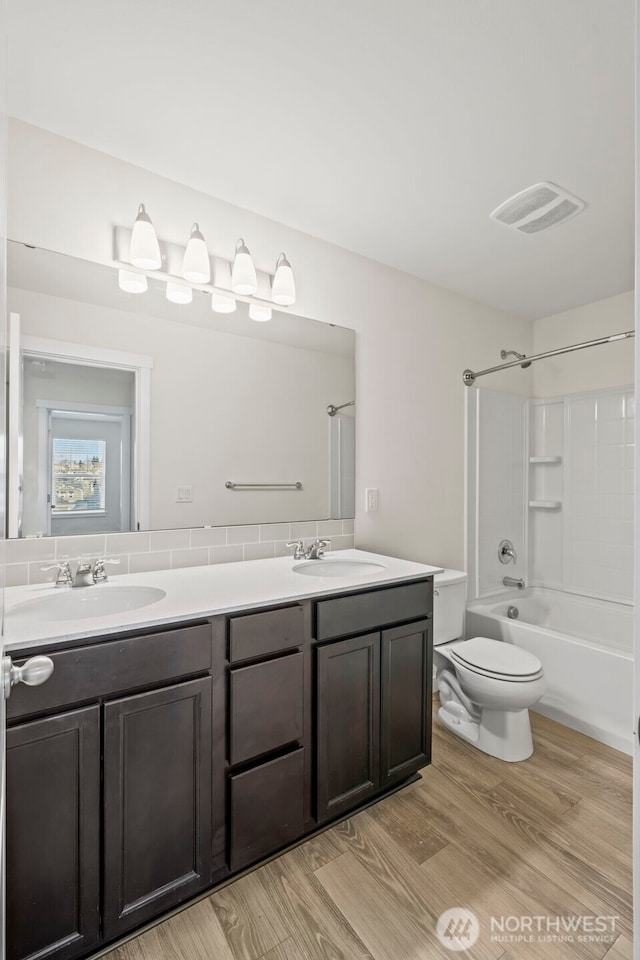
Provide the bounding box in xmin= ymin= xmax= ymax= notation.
xmin=462 ymin=330 xmax=635 ymax=386
xmin=225 ymin=481 xmax=303 ymax=490
xmin=327 ymin=401 xmax=355 ymax=416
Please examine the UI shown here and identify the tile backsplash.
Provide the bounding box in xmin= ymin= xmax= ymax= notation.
xmin=5 ymin=519 xmax=355 ymax=588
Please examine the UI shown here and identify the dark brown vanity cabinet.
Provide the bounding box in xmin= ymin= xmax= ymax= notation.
xmin=6 ymin=576 xmax=434 ymax=960
xmin=315 ymin=581 xmax=433 ymax=823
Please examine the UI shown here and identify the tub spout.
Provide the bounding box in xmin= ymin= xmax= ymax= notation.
xmin=503 ymin=576 xmax=525 ymax=589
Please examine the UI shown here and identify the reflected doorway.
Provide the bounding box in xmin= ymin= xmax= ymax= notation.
xmin=47 ymin=408 xmax=132 ymax=535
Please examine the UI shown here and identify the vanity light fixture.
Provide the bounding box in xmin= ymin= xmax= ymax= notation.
xmin=182 ymin=223 xmax=210 ymax=284
xmin=129 ymin=204 xmax=162 ymax=270
xmin=118 ymin=269 xmax=148 ymax=294
xmin=211 ymin=291 xmax=237 ymax=313
xmin=249 ymin=303 xmax=272 ymax=322
xmin=166 ymin=281 xmax=193 ymax=304
xmin=231 ymin=239 xmax=258 ymax=295
xmin=114 ymin=214 xmax=289 ymax=314
xmin=271 ymin=253 xmax=296 ymax=306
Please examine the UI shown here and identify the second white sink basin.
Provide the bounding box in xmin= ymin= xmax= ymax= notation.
xmin=292 ymin=559 xmax=386 ymax=578
xmin=7 ymin=585 xmax=167 ymax=623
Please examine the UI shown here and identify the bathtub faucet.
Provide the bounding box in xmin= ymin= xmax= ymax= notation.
xmin=503 ymin=576 xmax=525 ymax=590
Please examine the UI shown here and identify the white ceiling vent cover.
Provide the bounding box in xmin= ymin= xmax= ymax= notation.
xmin=490 ymin=182 xmax=586 ymax=234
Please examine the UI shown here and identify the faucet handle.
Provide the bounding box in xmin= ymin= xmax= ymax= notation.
xmin=316 ymin=538 xmax=331 ymax=557
xmin=40 ymin=561 xmax=73 ymax=587
xmin=92 ymin=558 xmax=121 ymax=583
xmin=286 ymin=540 xmax=305 ymax=560
xmin=498 ymin=539 xmax=517 ymax=565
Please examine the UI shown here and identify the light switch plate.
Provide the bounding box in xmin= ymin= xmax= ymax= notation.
xmin=365 ymin=487 xmax=379 ymax=512
xmin=176 ymin=485 xmax=193 ymax=503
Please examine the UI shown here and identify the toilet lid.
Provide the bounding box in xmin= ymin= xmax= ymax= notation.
xmin=450 ymin=636 xmax=542 ymax=679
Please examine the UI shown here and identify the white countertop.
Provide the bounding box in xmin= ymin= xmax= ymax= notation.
xmin=3 ymin=549 xmax=442 ymax=652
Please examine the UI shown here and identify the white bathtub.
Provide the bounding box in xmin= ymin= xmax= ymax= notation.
xmin=466 ymin=588 xmax=634 ymax=754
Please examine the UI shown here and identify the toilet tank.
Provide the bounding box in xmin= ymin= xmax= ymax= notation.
xmin=433 ymin=569 xmax=468 ymax=646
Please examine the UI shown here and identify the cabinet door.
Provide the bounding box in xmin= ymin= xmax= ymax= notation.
xmin=103 ymin=677 xmax=213 ymax=939
xmin=380 ymin=619 xmax=432 ymax=786
xmin=7 ymin=706 xmax=100 ymax=960
xmin=316 ymin=633 xmax=380 ymax=822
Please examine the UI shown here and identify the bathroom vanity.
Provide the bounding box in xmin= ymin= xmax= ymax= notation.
xmin=4 ymin=550 xmax=440 ymax=960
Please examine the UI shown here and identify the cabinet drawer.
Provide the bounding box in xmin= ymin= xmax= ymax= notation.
xmin=229 ymin=605 xmax=303 ymax=663
xmin=315 ymin=580 xmax=433 ymax=641
xmin=229 ymin=747 xmax=305 ymax=872
xmin=229 ymin=652 xmax=303 ymax=765
xmin=7 ymin=623 xmax=213 ymax=721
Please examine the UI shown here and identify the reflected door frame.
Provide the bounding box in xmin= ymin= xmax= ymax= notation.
xmin=7 ymin=313 xmax=153 ymax=538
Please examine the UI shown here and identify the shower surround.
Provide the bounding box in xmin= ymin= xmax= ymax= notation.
xmin=466 ymin=384 xmax=634 ymax=751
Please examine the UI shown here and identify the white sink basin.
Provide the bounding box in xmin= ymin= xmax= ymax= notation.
xmin=7 ymin=585 xmax=167 ymax=622
xmin=292 ymin=559 xmax=386 ymax=578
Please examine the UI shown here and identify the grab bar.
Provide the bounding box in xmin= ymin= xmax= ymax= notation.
xmin=225 ymin=481 xmax=303 ymax=490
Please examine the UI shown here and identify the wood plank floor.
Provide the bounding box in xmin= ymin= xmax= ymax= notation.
xmin=106 ymin=707 xmax=633 ymax=960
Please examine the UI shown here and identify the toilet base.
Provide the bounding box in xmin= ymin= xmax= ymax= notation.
xmin=437 ymin=704 xmax=534 ymax=762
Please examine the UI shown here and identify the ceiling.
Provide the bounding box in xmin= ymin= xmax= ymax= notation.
xmin=6 ymin=0 xmax=635 ymax=320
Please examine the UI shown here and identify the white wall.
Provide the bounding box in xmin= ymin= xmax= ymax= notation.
xmin=9 ymin=285 xmax=354 ymax=531
xmin=7 ymin=120 xmax=533 ymax=569
xmin=533 ymin=291 xmax=634 ymax=398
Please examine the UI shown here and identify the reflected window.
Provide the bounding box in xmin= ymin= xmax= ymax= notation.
xmin=52 ymin=438 xmax=107 ymax=514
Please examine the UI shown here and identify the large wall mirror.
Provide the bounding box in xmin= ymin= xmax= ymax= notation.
xmin=7 ymin=241 xmax=356 ymax=538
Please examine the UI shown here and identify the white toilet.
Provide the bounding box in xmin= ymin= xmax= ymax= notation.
xmin=433 ymin=569 xmax=545 ymax=762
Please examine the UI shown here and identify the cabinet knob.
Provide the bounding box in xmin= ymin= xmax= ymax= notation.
xmin=3 ymin=655 xmax=55 ymax=698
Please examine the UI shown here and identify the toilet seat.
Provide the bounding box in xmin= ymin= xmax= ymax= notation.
xmin=449 ymin=636 xmax=543 ymax=682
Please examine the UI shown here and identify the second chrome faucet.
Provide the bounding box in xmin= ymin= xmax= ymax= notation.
xmin=287 ymin=538 xmax=331 ymax=560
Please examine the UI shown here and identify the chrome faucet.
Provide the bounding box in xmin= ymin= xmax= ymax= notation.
xmin=503 ymin=576 xmax=525 ymax=590
xmin=73 ymin=559 xmax=95 ymax=588
xmin=287 ymin=538 xmax=331 ymax=560
xmin=41 ymin=557 xmax=120 ymax=587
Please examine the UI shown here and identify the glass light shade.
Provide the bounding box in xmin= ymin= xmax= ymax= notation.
xmin=118 ymin=269 xmax=148 ymax=294
xmin=249 ymin=303 xmax=272 ymax=322
xmin=211 ymin=291 xmax=236 ymax=313
xmin=231 ymin=239 xmax=258 ymax=295
xmin=183 ymin=223 xmax=210 ymax=283
xmin=130 ymin=203 xmax=161 ymax=270
xmin=166 ymin=281 xmax=193 ymax=304
xmin=271 ymin=253 xmax=296 ymax=306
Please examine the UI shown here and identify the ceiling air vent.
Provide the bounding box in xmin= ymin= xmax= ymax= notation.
xmin=490 ymin=182 xmax=586 ymax=234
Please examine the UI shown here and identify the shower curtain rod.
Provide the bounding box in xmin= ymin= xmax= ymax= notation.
xmin=462 ymin=330 xmax=635 ymax=386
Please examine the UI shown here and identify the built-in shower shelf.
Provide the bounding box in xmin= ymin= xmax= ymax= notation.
xmin=529 ymin=499 xmax=562 ymax=509
xmin=529 ymin=456 xmax=562 ymax=464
